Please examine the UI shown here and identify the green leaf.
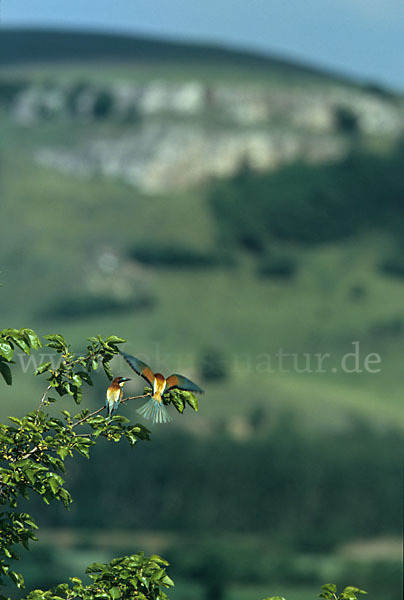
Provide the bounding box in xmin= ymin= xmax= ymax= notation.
xmin=77 ymin=371 xmax=93 ymax=386
xmin=343 ymin=587 xmax=367 ymax=595
xmin=35 ymin=362 xmax=52 ymax=375
xmin=111 ymin=415 xmax=130 ymax=424
xmin=48 ymin=476 xmax=60 ymax=494
xmin=44 ymin=334 xmax=66 ymax=344
xmin=44 ymin=334 xmax=67 ymax=352
xmin=103 ymin=360 xmax=113 ymax=380
xmin=13 ymin=335 xmax=31 ymax=354
xmin=75 ymin=437 xmax=93 ymax=458
xmin=150 ymin=555 xmax=169 ymax=566
xmin=25 ymin=469 xmax=36 ymax=484
xmin=21 ymin=328 xmax=42 ymax=350
xmin=57 ymin=446 xmax=70 ymax=460
xmin=322 ymin=584 xmax=337 ymax=594
xmin=110 ymin=587 xmax=121 ymax=599
xmin=168 ymin=392 xmax=185 ymax=413
xmin=86 ymin=563 xmax=106 ymax=574
xmin=54 ymin=583 xmax=70 ymax=595
xmin=0 ymin=341 xmax=13 ymax=361
xmin=0 ymin=360 xmax=12 ymax=385
xmin=9 ymin=570 xmax=24 ymax=588
xmin=105 ymin=336 xmax=126 ymax=344
xmin=184 ymin=390 xmax=199 ymax=411
xmin=71 ymin=373 xmax=82 ymax=386
xmin=162 ymin=575 xmax=174 ymax=587
xmin=59 ymin=488 xmax=72 ymax=507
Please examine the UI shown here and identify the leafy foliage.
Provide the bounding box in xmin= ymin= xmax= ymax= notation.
xmin=141 ymin=385 xmax=199 ymax=415
xmin=69 ymin=422 xmax=401 ymax=551
xmin=22 ymin=554 xmax=173 ymax=600
xmin=334 ymin=106 xmax=360 ymax=135
xmin=319 ymin=583 xmax=367 ymax=600
xmin=209 ymin=145 xmax=404 ymax=249
xmin=129 ymin=243 xmax=223 ymax=270
xmin=39 ymin=294 xmax=155 ymax=320
xmin=0 ymin=328 xmax=42 ymax=385
xmin=379 ymin=251 xmax=404 ymax=280
xmin=0 ymin=324 xmax=370 ymax=600
xmin=199 ymin=348 xmax=228 ymax=382
xmin=258 ymin=253 xmax=298 ymax=279
xmin=0 ymin=328 xmax=176 ymax=599
xmin=261 ymin=584 xmax=367 ymax=600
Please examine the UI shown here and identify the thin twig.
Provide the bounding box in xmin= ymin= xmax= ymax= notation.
xmin=18 ymin=385 xmax=52 ymax=459
xmin=72 ymin=406 xmax=104 ymax=428
xmin=119 ymin=393 xmax=149 ymax=405
xmin=71 ymin=394 xmax=147 ymax=428
xmin=35 ymin=385 xmax=52 ymax=424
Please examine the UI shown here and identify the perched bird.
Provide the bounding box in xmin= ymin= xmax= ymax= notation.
xmin=106 ymin=376 xmax=131 ymax=418
xmin=120 ymin=350 xmax=203 ymax=425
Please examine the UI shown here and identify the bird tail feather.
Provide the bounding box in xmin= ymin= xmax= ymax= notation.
xmin=106 ymin=401 xmax=117 ymax=418
xmin=137 ymin=398 xmax=172 ymax=425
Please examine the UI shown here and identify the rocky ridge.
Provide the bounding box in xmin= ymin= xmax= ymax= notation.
xmin=9 ymin=79 xmax=404 ymax=192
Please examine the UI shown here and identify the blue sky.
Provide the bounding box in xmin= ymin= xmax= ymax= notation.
xmin=2 ymin=0 xmax=404 ymax=90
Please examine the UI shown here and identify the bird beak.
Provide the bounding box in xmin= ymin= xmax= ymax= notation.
xmin=122 ymin=378 xmax=131 ymax=382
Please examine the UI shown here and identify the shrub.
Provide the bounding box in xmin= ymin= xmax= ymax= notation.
xmin=199 ymin=348 xmax=228 ymax=382
xmin=379 ymin=254 xmax=404 ymax=280
xmin=209 ymin=145 xmax=404 ymax=249
xmin=258 ymin=254 xmax=298 ymax=279
xmin=0 ymin=78 xmax=28 ymax=105
xmin=39 ymin=293 xmax=156 ymax=319
xmin=92 ymin=88 xmax=114 ymax=119
xmin=334 ymin=106 xmax=360 ymax=135
xmin=129 ymin=243 xmax=223 ymax=269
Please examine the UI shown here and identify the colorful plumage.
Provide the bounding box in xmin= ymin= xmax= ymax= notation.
xmin=106 ymin=376 xmax=131 ymax=417
xmin=120 ymin=351 xmax=203 ymax=425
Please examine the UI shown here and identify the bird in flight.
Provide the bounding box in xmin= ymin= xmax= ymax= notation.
xmin=106 ymin=376 xmax=131 ymax=417
xmin=120 ymin=350 xmax=203 ymax=424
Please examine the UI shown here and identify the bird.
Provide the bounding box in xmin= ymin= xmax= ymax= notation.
xmin=119 ymin=350 xmax=203 ymax=425
xmin=105 ymin=376 xmax=131 ymax=418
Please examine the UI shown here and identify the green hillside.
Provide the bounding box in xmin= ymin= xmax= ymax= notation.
xmin=0 ymin=30 xmax=403 ymax=430
xmin=1 ymin=29 xmax=403 ymax=600
xmin=0 ymin=30 xmax=404 ymax=427
xmin=1 ymin=119 xmax=404 ymax=429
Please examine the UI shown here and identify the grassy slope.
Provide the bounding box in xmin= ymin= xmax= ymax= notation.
xmin=1 ymin=110 xmax=403 ymax=429
xmin=0 ymin=33 xmax=403 ymax=429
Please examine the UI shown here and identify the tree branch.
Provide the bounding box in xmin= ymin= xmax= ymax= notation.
xmin=72 ymin=406 xmax=105 ymax=428
xmin=18 ymin=395 xmax=150 ymax=462
xmin=120 ymin=393 xmax=150 ymax=405
xmin=71 ymin=394 xmax=149 ymax=428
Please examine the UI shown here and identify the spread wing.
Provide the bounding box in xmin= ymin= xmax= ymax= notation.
xmin=120 ymin=351 xmax=154 ymax=386
xmin=165 ymin=374 xmax=203 ymax=394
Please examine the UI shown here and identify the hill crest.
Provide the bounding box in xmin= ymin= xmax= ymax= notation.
xmin=0 ymin=27 xmax=354 ymax=85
